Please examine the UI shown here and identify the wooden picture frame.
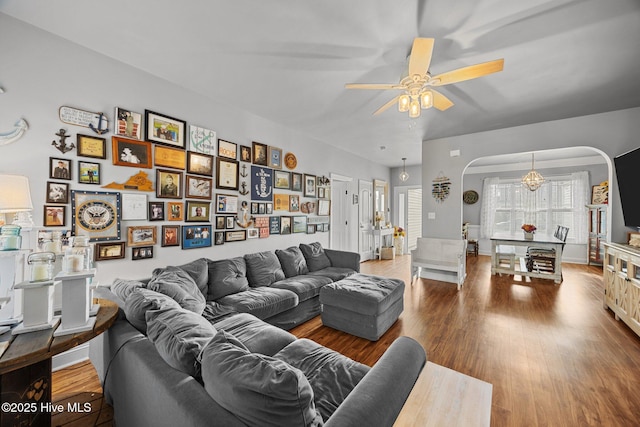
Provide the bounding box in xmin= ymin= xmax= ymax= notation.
xmin=304 ymin=174 xmax=317 ymax=197
xmin=77 ymin=134 xmax=107 ymax=159
xmin=46 ymin=181 xmax=69 ymax=204
xmin=182 ymin=225 xmax=212 ymax=249
xmin=186 ymin=175 xmax=213 ymax=199
xmin=240 ymin=145 xmax=252 ymax=162
xmin=156 ymin=169 xmax=183 ymax=199
xmin=252 ymin=141 xmax=268 ymax=166
xmin=591 ymin=185 xmax=608 ymax=204
xmin=78 ymin=161 xmax=101 ymax=185
xmin=149 ymin=201 xmax=165 ymax=221
xmin=216 ymin=157 xmax=239 ymax=190
xmin=115 ymin=107 xmax=142 ymax=140
xmin=43 ymin=205 xmax=65 ymax=227
xmin=95 ymin=242 xmax=125 ymax=261
xmin=121 ymin=193 xmax=148 ymax=221
xmin=218 ymin=139 xmax=237 ymax=160
xmin=215 ymin=216 xmax=226 ymax=230
xmin=293 ymin=216 xmax=307 ymax=233
xmin=216 ymin=194 xmax=238 ymax=214
xmin=225 ymin=230 xmax=247 ymax=242
xmin=144 ymin=110 xmax=186 ymax=149
xmin=154 ymin=145 xmax=186 ymax=169
xmin=161 ymin=225 xmax=180 ymax=247
xmin=112 ymin=136 xmax=152 ymax=168
xmin=274 ymin=170 xmax=290 ymax=190
xmin=268 ymin=146 xmax=283 ymax=170
xmin=132 ymin=246 xmax=154 ymax=260
xmin=186 ymin=200 xmax=211 ymax=222
xmin=167 ymin=202 xmax=184 ymax=221
xmin=71 ymin=190 xmax=121 ymax=241
xmin=291 ymin=172 xmax=302 ymax=192
xmin=127 ymin=225 xmax=157 ymax=247
xmin=187 ymin=152 xmax=214 ymax=177
xmin=289 ymin=194 xmax=300 ymax=212
xmin=50 ymin=157 xmax=72 ymax=181
xmin=280 ymin=216 xmax=292 ymax=235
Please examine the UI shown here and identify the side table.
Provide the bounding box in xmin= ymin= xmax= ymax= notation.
xmin=0 ymin=298 xmax=118 ymax=427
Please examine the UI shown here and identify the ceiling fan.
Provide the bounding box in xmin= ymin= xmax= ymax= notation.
xmin=345 ymin=38 xmax=504 ymax=118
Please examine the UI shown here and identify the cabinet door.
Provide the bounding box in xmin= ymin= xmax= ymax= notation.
xmin=627 ymin=258 xmax=640 ymax=334
xmin=616 ymin=256 xmax=630 ymax=317
xmin=604 ymin=265 xmax=616 ymax=308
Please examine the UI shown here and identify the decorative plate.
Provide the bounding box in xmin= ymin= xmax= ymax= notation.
xmin=284 ymin=152 xmax=297 ymax=170
xmin=463 ymin=190 xmax=479 ymax=205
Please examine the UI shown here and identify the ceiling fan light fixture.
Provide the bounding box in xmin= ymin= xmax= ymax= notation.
xmin=399 ymin=157 xmax=409 ymax=182
xmin=522 ymin=153 xmax=545 ymax=191
xmin=409 ymin=99 xmax=421 ymax=118
xmin=398 ymin=94 xmax=410 ymax=112
xmin=420 ymin=90 xmax=433 ymax=109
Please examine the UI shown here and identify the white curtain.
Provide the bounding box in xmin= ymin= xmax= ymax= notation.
xmin=570 ymin=171 xmax=589 ymax=243
xmin=480 ymin=177 xmax=499 ymax=238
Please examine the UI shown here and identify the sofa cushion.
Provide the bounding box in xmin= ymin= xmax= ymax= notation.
xmin=274 ymin=338 xmax=370 ymax=421
xmin=148 ymin=268 xmax=206 ymax=314
xmin=244 ymin=251 xmax=286 ymax=287
xmin=111 ymin=278 xmax=146 ymax=302
xmin=215 ymin=287 xmax=298 ymax=320
xmin=146 ymin=307 xmax=217 ymax=378
xmin=308 ymin=267 xmax=356 ymax=282
xmin=207 ymin=257 xmax=250 ymax=301
xmin=275 ymin=246 xmax=309 ymax=278
xmin=271 ymin=275 xmax=332 ymax=302
xmin=153 ymin=258 xmax=209 ymax=298
xmin=200 ymin=331 xmax=323 ymax=427
xmin=212 ymin=312 xmax=296 ymax=356
xmin=299 ymin=242 xmax=331 ymax=272
xmin=124 ymin=288 xmax=181 ymax=333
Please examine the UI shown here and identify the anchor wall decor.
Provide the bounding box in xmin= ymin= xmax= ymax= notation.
xmin=0 ymin=85 xmax=29 ymax=146
xmin=52 ymin=129 xmax=75 ymax=154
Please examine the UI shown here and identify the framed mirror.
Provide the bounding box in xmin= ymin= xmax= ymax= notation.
xmin=373 ymin=179 xmax=388 ymax=226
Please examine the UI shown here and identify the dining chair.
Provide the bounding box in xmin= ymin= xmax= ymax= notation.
xmin=462 ymin=223 xmax=479 ymax=257
xmin=526 ymin=225 xmax=569 ymax=273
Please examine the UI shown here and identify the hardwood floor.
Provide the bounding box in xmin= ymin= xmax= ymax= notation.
xmin=53 ymin=255 xmax=640 ymax=426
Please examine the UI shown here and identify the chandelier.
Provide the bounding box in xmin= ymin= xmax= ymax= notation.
xmin=399 ymin=158 xmax=409 ymax=182
xmin=521 ymin=153 xmax=544 ymax=191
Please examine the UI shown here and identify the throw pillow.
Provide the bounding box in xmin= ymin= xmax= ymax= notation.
xmin=299 ymin=242 xmax=331 ymax=272
xmin=153 ymin=258 xmax=209 ymax=298
xmin=207 ymin=257 xmax=250 ymax=301
xmin=244 ymin=251 xmax=285 ymax=287
xmin=275 ymin=246 xmax=309 ymax=278
xmin=147 ymin=268 xmax=206 ymax=314
xmin=111 ymin=278 xmax=147 ymax=302
xmin=124 ymin=288 xmax=181 ymax=333
xmin=200 ymin=330 xmax=323 ymax=427
xmin=146 ymin=306 xmax=217 ymax=378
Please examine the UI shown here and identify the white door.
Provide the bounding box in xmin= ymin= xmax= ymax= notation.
xmin=331 ymin=178 xmax=354 ymax=252
xmin=359 ymin=180 xmax=374 ymax=261
xmin=407 ymin=188 xmax=423 ymax=251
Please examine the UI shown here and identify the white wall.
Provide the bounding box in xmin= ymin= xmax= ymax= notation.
xmin=0 ymin=14 xmax=389 ymax=283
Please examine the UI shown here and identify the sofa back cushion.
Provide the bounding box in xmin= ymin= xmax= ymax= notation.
xmin=299 ymin=242 xmax=331 ymax=272
xmin=112 ymin=278 xmax=147 ymax=303
xmin=207 ymin=257 xmax=250 ymax=301
xmin=275 ymin=246 xmax=309 ymax=278
xmin=147 ymin=268 xmax=206 ymax=314
xmin=200 ymin=330 xmax=323 ymax=427
xmin=124 ymin=288 xmax=181 ymax=333
xmin=146 ymin=306 xmax=217 ymax=378
xmin=153 ymin=258 xmax=209 ymax=298
xmin=244 ymin=251 xmax=285 ymax=287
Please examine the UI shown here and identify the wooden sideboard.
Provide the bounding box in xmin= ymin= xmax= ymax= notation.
xmin=603 ymin=242 xmax=640 ymax=337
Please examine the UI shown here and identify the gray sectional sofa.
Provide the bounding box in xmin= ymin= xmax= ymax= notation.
xmin=90 ymin=242 xmax=426 ymax=426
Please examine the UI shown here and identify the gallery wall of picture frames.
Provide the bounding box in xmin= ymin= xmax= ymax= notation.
xmin=42 ymin=104 xmax=332 ymax=261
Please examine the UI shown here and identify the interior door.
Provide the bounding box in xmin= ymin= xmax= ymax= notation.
xmin=330 ymin=179 xmax=353 ymax=252
xmin=359 ymin=180 xmax=373 ymax=261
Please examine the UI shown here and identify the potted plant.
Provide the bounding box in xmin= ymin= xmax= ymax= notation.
xmin=521 ymin=224 xmax=537 ymax=240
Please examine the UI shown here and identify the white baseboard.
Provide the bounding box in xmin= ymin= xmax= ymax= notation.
xmin=52 ymin=343 xmax=89 ymax=371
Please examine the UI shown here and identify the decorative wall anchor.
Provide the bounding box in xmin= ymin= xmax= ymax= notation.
xmin=59 ymin=106 xmax=109 ymax=134
xmin=239 ymin=164 xmax=248 ymax=178
xmin=0 ymin=118 xmax=28 ymax=146
xmin=89 ymin=112 xmax=108 ymax=135
xmin=235 ymin=201 xmax=254 ymax=228
xmin=52 ymin=129 xmax=75 ymax=153
xmin=432 ymin=172 xmax=451 ymax=203
xmin=238 ymin=181 xmax=249 ymax=196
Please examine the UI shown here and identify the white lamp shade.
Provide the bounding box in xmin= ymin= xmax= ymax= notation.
xmin=0 ymin=175 xmax=34 ymax=213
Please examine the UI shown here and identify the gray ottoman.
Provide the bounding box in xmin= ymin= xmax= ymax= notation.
xmin=319 ymin=273 xmax=404 ymax=341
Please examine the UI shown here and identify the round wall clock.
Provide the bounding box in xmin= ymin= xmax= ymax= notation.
xmin=284 ymin=152 xmax=297 ymax=170
xmin=77 ymin=200 xmax=117 ymax=231
xmin=463 ymin=190 xmax=479 ymax=205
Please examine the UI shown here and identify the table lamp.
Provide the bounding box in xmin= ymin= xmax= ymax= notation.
xmin=0 ymin=174 xmax=34 ymax=236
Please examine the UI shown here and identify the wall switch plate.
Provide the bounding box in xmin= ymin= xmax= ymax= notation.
xmin=428 ymin=212 xmax=436 ymax=219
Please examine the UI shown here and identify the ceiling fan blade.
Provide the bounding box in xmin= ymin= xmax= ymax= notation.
xmin=408 ymin=38 xmax=435 ymax=77
xmin=431 ymin=58 xmax=504 ymax=86
xmin=373 ymin=95 xmax=401 ymax=116
xmin=345 ymin=83 xmax=402 ymax=90
xmin=432 ymin=90 xmax=454 ymax=111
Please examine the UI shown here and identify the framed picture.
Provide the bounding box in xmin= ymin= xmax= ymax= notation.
xmin=71 ymin=190 xmax=121 ymax=241
xmin=161 ymin=225 xmax=180 ymax=247
xmin=187 ymin=152 xmax=214 ymax=177
xmin=43 ymin=205 xmax=65 ymax=227
xmin=280 ymin=216 xmax=292 ymax=235
xmin=224 ymin=216 xmax=235 ymax=229
xmin=214 ymin=231 xmax=225 ymax=245
xmin=318 ymin=199 xmax=331 ymax=216
xmin=274 ymin=194 xmax=289 ymax=211
xmin=182 ymin=225 xmax=212 ymax=249
xmin=77 ymin=134 xmax=107 ymax=159
xmin=252 ymin=141 xmax=268 ymax=166
xmin=291 ymin=173 xmax=302 ymax=192
xmin=95 ymin=241 xmax=125 ymax=261
xmin=268 ymin=146 xmax=283 ymax=170
xmin=145 ymin=110 xmax=187 ymax=149
xmin=156 ymin=169 xmax=183 ymax=199
xmin=132 ymin=246 xmax=154 ymax=260
xmin=218 ymin=139 xmax=237 ymax=160
xmin=215 ymin=216 xmax=226 ymax=230
xmin=46 ymin=181 xmax=69 ymax=204
xmin=186 ymin=200 xmax=211 ymax=222
xmin=251 ymin=165 xmax=273 ymax=200
xmin=167 ymin=202 xmax=184 ymax=221
xmin=289 ymin=194 xmax=300 ymax=212
xmin=274 ymin=170 xmax=290 ymax=190
xmin=127 ymin=225 xmax=157 ymax=247
xmin=216 ymin=157 xmax=239 ymax=190
xmin=306 ymin=224 xmax=316 ymax=234
xmin=154 ymin=145 xmax=186 ymax=169
xmin=240 ymin=145 xmax=252 ymax=162
xmin=318 ymin=188 xmax=325 ymax=198
xmin=112 ymin=136 xmax=152 ymax=168
xmin=247 ymin=228 xmax=259 ymax=239
xmin=115 ymin=107 xmax=142 ymax=140
xmin=251 ymin=202 xmax=259 ymax=215
xmin=293 ymin=216 xmax=307 ymax=233
xmin=266 ymin=203 xmax=273 ymax=214
xmin=189 ymin=125 xmax=216 ymax=155
xmin=304 ymin=174 xmax=317 ymax=197
xmin=591 ymin=185 xmax=608 ymax=204
xmin=78 ymin=161 xmax=101 ymax=185
xmin=269 ymin=216 xmax=281 ymax=234
xmin=121 ymin=193 xmax=148 ymax=220
xmin=216 ymin=194 xmax=238 ymax=214
xmin=186 ymin=175 xmax=213 ymax=199
xmin=225 ymin=230 xmax=246 ymax=242
xmin=149 ymin=201 xmax=165 ymax=221
xmin=50 ymin=157 xmax=72 ymax=180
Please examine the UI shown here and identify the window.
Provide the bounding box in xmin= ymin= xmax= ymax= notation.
xmin=480 ymin=171 xmax=589 ymax=243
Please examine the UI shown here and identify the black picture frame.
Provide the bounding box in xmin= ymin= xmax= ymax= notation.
xmin=78 ymin=161 xmax=101 ymax=185
xmin=216 ymin=157 xmax=239 ymax=190
xmin=149 ymin=201 xmax=165 ymax=221
xmin=46 ymin=181 xmax=69 ymax=204
xmin=187 ymin=152 xmax=214 ymax=177
xmin=252 ymin=141 xmax=268 ymax=166
xmin=161 ymin=225 xmax=180 ymax=247
xmin=77 ymin=134 xmax=107 ymax=159
xmin=132 ymin=246 xmax=154 ymax=260
xmin=144 ymin=109 xmax=187 ymax=149
xmin=50 ymin=157 xmax=72 ymax=181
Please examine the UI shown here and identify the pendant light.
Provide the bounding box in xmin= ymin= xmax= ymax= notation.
xmin=522 ymin=153 xmax=544 ymax=191
xmin=399 ymin=158 xmax=409 ymax=182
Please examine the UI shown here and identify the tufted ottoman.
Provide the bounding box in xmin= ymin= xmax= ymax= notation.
xmin=319 ymin=273 xmax=404 ymax=341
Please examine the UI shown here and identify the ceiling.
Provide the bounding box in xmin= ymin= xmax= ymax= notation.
xmin=2 ymin=0 xmax=640 ymax=168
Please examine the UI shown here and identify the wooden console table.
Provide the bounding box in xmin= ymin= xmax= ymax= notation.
xmin=0 ymin=299 xmax=117 ymax=427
